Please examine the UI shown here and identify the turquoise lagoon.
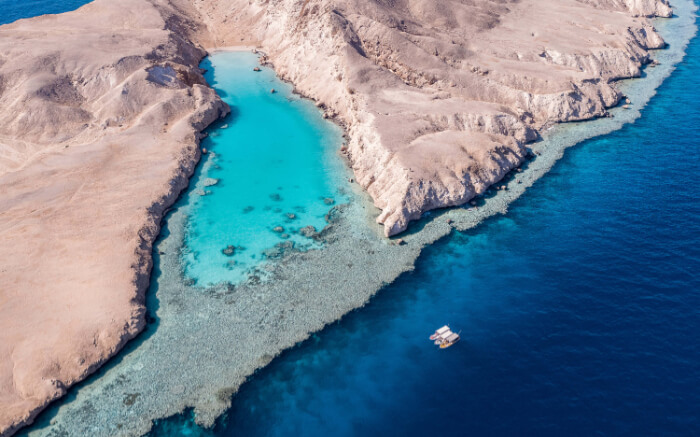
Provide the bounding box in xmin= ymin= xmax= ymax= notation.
xmin=184 ymin=52 xmax=347 ymax=285
xmin=21 ymin=48 xmax=397 ymax=437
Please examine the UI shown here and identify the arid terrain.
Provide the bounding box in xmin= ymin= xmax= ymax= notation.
xmin=210 ymin=0 xmax=669 ymax=236
xmin=0 ymin=1 xmax=228 ymax=434
xmin=0 ymin=0 xmax=672 ymax=434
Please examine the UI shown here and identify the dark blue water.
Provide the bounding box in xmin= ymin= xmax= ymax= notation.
xmin=0 ymin=0 xmax=91 ymax=25
xmin=152 ymin=10 xmax=700 ymax=437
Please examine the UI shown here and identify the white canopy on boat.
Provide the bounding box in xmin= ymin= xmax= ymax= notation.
xmin=439 ymin=329 xmax=454 ymax=339
xmin=436 ymin=326 xmax=450 ymax=335
xmin=445 ymin=333 xmax=460 ymax=342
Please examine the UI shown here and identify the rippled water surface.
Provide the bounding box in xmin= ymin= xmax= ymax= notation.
xmin=152 ymin=7 xmax=700 ymax=437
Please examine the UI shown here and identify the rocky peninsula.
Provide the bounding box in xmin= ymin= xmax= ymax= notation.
xmin=0 ymin=1 xmax=228 ymax=434
xmin=0 ymin=0 xmax=678 ymax=435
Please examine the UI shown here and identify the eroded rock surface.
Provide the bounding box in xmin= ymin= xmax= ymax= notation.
xmin=0 ymin=1 xmax=227 ymax=434
xmin=190 ymin=0 xmax=670 ymax=235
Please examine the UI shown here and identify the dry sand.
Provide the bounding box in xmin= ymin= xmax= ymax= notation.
xmin=0 ymin=0 xmax=674 ymax=434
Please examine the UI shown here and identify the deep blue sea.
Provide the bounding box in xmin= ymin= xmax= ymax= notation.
xmin=0 ymin=0 xmax=91 ymax=25
xmin=153 ymin=9 xmax=700 ymax=437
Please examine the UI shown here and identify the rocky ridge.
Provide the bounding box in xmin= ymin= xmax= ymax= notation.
xmin=190 ymin=0 xmax=671 ymax=235
xmin=0 ymin=1 xmax=227 ymax=434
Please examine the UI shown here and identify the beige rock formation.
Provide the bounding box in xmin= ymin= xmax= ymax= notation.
xmin=0 ymin=0 xmax=671 ymax=434
xmin=0 ymin=1 xmax=227 ymax=435
xmin=191 ymin=0 xmax=669 ymax=236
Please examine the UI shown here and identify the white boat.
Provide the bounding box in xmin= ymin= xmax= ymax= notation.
xmin=439 ymin=332 xmax=460 ymax=349
xmin=429 ymin=325 xmax=460 ymax=348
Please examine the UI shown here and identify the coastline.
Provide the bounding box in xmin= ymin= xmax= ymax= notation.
xmin=0 ymin=1 xmax=230 ymax=433
xmin=249 ymin=0 xmax=675 ymax=238
xmin=0 ymin=52 xmax=228 ymax=437
xmin=0 ymin=5 xmax=678 ymax=434
xmin=18 ymin=1 xmax=698 ymax=436
xmin=442 ymin=1 xmax=699 ymax=238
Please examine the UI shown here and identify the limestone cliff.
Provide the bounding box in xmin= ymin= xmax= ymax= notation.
xmin=188 ymin=0 xmax=670 ymax=235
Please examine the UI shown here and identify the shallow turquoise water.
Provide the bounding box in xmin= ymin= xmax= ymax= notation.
xmin=183 ymin=53 xmax=346 ymax=285
xmin=0 ymin=4 xmax=347 ymax=285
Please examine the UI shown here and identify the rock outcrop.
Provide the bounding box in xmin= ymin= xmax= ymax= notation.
xmin=0 ymin=0 xmax=672 ymax=434
xmin=0 ymin=1 xmax=227 ymax=435
xmin=188 ymin=0 xmax=670 ymax=235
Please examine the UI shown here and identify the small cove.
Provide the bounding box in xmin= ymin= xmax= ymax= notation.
xmin=182 ymin=52 xmax=347 ymax=285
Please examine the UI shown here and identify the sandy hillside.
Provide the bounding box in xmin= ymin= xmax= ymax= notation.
xmin=190 ymin=0 xmax=670 ymax=235
xmin=0 ymin=1 xmax=227 ymax=434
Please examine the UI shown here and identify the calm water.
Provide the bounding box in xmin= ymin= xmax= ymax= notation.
xmin=183 ymin=53 xmax=346 ymax=285
xmin=0 ymin=0 xmax=91 ymax=25
xmin=152 ymin=10 xmax=700 ymax=437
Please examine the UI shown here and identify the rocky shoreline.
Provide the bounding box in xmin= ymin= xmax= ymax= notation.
xmin=0 ymin=0 xmax=693 ymax=435
xmin=219 ymin=0 xmax=673 ymax=236
xmin=18 ymin=1 xmax=697 ymax=429
xmin=0 ymin=2 xmax=228 ymax=434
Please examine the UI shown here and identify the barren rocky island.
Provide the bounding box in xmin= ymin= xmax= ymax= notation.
xmin=1 ymin=0 xmax=696 ymax=435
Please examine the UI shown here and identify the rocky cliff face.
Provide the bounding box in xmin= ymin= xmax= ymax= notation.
xmin=0 ymin=1 xmax=227 ymax=435
xmin=189 ymin=0 xmax=670 ymax=235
